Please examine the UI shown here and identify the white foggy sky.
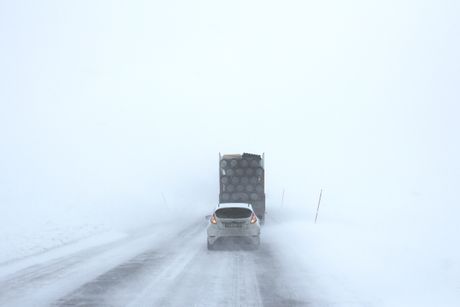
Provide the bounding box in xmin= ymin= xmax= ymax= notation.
xmin=1 ymin=1 xmax=459 ymax=220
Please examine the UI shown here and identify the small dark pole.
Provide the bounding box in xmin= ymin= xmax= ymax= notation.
xmin=314 ymin=189 xmax=323 ymax=224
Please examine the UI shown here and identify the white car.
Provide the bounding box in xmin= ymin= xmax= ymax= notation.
xmin=207 ymin=203 xmax=261 ymax=250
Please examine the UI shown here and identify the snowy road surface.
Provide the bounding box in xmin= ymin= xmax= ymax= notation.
xmin=0 ymin=219 xmax=310 ymax=307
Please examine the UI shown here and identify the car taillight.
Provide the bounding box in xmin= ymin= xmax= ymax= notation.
xmin=210 ymin=214 xmax=217 ymax=224
xmin=250 ymin=213 xmax=258 ymax=224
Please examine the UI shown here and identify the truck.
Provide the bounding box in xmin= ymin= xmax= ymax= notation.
xmin=219 ymin=153 xmax=266 ymax=223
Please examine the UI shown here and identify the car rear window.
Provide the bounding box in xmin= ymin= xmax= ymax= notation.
xmin=215 ymin=208 xmax=252 ymax=219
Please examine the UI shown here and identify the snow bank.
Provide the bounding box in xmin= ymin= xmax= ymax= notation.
xmin=265 ymin=205 xmax=460 ymax=307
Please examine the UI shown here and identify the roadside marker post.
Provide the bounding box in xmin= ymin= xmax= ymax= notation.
xmin=314 ymin=189 xmax=323 ymax=224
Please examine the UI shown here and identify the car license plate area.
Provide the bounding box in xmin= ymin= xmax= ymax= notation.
xmin=224 ymin=222 xmax=243 ymax=228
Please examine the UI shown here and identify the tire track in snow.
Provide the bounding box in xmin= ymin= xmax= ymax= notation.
xmin=0 ymin=221 xmax=201 ymax=306
xmin=54 ymin=223 xmax=205 ymax=306
xmin=2 ymin=218 xmax=313 ymax=306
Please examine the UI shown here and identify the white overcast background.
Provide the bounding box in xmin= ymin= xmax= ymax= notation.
xmin=1 ymin=0 xmax=459 ymax=233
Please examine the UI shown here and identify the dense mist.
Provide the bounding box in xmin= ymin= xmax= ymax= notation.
xmin=1 ymin=0 xmax=459 ymax=229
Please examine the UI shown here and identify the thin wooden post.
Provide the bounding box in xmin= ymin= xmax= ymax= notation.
xmin=281 ymin=189 xmax=285 ymax=207
xmin=161 ymin=192 xmax=169 ymax=209
xmin=314 ymin=189 xmax=323 ymax=224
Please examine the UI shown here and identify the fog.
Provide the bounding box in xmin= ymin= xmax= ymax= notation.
xmin=1 ymin=0 xmax=459 ymax=228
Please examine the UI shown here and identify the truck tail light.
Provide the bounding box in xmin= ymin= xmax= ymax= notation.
xmin=211 ymin=214 xmax=217 ymax=224
xmin=250 ymin=213 xmax=258 ymax=224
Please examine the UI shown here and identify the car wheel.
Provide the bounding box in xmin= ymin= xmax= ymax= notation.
xmin=207 ymin=240 xmax=214 ymax=250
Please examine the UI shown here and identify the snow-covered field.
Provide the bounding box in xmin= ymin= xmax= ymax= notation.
xmin=266 ymin=205 xmax=460 ymax=307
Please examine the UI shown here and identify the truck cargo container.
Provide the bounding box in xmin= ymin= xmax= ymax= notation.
xmin=219 ymin=153 xmax=265 ymax=222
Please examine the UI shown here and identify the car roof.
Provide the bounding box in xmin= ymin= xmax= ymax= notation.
xmin=217 ymin=202 xmax=253 ymax=210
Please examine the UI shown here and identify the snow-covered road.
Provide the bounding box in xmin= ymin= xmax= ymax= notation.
xmin=0 ymin=219 xmax=308 ymax=307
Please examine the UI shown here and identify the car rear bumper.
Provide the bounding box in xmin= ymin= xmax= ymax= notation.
xmin=207 ymin=234 xmax=260 ymax=245
xmin=207 ymin=226 xmax=260 ymax=245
